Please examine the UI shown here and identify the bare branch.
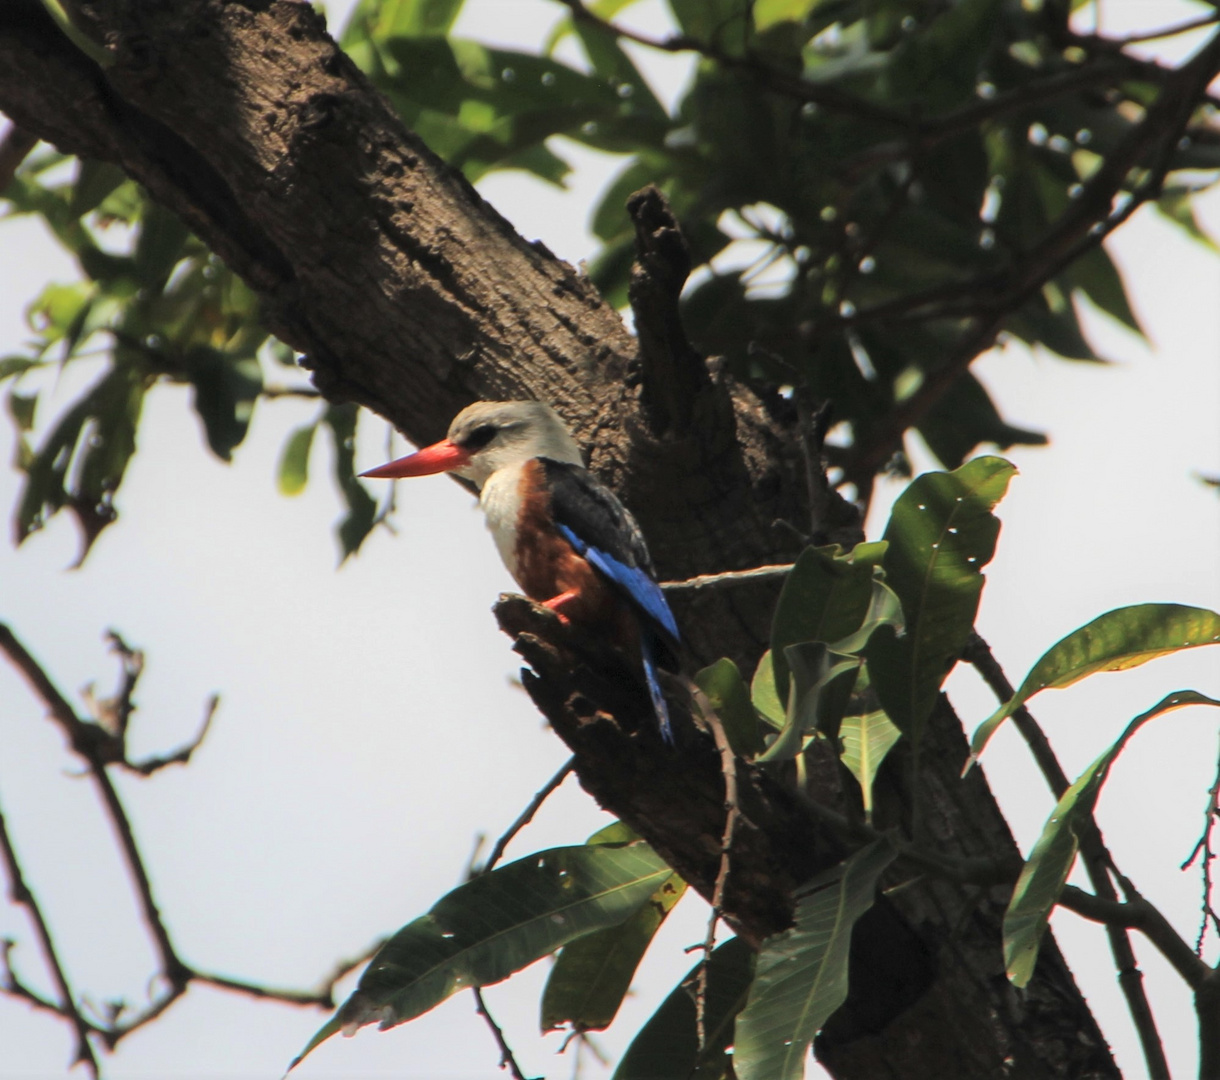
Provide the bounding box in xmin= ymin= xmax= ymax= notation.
xmin=0 ymin=799 xmax=99 ymax=1075
xmin=688 ymin=683 xmax=742 ymax=1052
xmin=965 ymin=632 xmax=1170 ymax=1078
xmin=478 ymin=757 xmax=576 ymax=876
xmin=473 ymin=986 xmax=539 ymax=1080
xmin=126 ymin=694 xmax=219 ymax=776
xmin=661 ymin=563 xmax=795 ymax=592
xmin=1180 ymin=730 xmax=1220 ymax=954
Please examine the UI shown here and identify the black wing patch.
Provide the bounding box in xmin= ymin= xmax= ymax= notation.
xmin=542 ymin=458 xmax=679 ymax=646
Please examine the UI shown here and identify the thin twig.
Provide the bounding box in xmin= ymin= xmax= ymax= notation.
xmin=480 ymin=757 xmax=576 ymax=875
xmin=0 ymin=799 xmax=99 ymax=1075
xmin=965 ymin=632 xmax=1171 ymax=1079
xmin=0 ymin=623 xmax=369 ymax=1060
xmin=661 ymin=563 xmax=795 ymax=593
xmin=126 ymin=694 xmax=219 ymax=775
xmin=1180 ymin=730 xmax=1220 ymax=954
xmin=463 ymin=758 xmax=575 ymax=1078
xmin=473 ymin=986 xmax=538 ymax=1080
xmin=688 ymin=684 xmax=741 ymax=1052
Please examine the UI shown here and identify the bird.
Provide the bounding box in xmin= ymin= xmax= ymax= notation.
xmin=360 ymin=401 xmax=681 ymax=742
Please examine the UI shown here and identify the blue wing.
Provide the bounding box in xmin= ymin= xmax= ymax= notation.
xmin=555 ymin=522 xmax=680 ymax=644
xmin=543 ymin=459 xmax=679 ymax=648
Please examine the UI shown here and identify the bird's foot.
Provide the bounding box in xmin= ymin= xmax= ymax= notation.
xmin=541 ymin=590 xmax=579 ymax=626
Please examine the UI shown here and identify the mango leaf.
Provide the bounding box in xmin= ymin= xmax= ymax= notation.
xmin=733 ymin=838 xmax=899 ymax=1080
xmin=1004 ymin=691 xmax=1220 ymax=987
xmin=1062 ymin=243 xmax=1142 ymax=337
xmin=541 ymin=871 xmax=686 ymax=1032
xmin=1156 ymin=186 xmax=1220 ymax=253
xmin=865 ymin=457 xmax=1015 ymax=738
xmin=753 ymin=0 xmax=820 ymax=33
xmin=341 ymin=0 xmax=464 ymax=42
xmin=970 ymin=604 xmax=1220 ymax=763
xmin=758 ymin=643 xmax=859 ymax=764
xmin=612 ymin=936 xmax=754 ymax=1080
xmin=695 ymin=657 xmax=766 ymax=756
xmin=826 ymin=578 xmax=905 ymax=655
xmin=291 ymin=843 xmax=671 ymax=1070
xmin=751 ymin=649 xmax=785 ymax=729
xmin=839 ymin=710 xmax=902 ymax=823
xmin=770 ymin=543 xmax=885 ymax=702
xmin=182 ymin=346 xmax=262 ymax=461
xmin=278 ymin=421 xmax=317 ymax=496
xmin=322 ymin=404 xmax=378 ymax=560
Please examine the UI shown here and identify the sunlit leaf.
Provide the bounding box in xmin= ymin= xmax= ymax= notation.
xmin=695 ymin=657 xmax=766 ymax=756
xmin=278 ymin=422 xmax=317 ymax=496
xmin=292 ymin=843 xmax=671 ymax=1070
xmin=839 ymin=710 xmax=901 ymax=822
xmin=866 ymin=457 xmax=1015 ymax=738
xmin=734 ymin=839 xmax=898 ymax=1080
xmin=541 ymin=872 xmax=686 ymax=1032
xmin=1004 ymin=691 xmax=1220 ymax=987
xmin=751 ymin=649 xmax=785 ymax=729
xmin=971 ymin=604 xmax=1220 ymax=763
xmin=770 ymin=543 xmax=884 ymax=701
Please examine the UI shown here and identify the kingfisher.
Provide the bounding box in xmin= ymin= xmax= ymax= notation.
xmin=361 ymin=401 xmax=681 ymax=742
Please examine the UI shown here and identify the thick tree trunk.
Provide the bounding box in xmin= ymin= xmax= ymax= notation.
xmin=0 ymin=2 xmax=1118 ymax=1076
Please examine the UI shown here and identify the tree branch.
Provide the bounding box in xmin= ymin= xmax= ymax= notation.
xmin=965 ymin=633 xmax=1170 ymax=1079
xmin=0 ymin=799 xmax=99 ymax=1075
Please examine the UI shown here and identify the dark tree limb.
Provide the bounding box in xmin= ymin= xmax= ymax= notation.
xmin=625 ymin=185 xmax=709 ymax=437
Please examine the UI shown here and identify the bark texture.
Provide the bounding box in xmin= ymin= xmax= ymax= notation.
xmin=0 ymin=2 xmax=1119 ymax=1077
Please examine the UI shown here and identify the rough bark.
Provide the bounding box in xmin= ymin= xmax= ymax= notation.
xmin=0 ymin=2 xmax=1119 ymax=1077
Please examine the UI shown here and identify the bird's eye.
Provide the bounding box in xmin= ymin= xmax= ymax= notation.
xmin=462 ymin=424 xmax=497 ymax=451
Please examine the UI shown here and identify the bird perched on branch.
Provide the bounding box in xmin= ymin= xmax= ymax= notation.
xmin=361 ymin=401 xmax=681 ymax=742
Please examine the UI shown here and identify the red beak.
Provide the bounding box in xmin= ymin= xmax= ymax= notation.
xmin=359 ymin=438 xmax=471 ymax=478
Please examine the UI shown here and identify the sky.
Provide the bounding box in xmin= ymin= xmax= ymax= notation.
xmin=1 ymin=2 xmax=1219 ymax=1079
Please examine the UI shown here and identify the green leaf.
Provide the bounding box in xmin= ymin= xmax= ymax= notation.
xmin=278 ymin=422 xmax=317 ymax=496
xmin=541 ymin=871 xmax=686 ymax=1032
xmin=7 ymin=391 xmax=37 ymax=432
xmin=918 ymin=371 xmax=1047 ymax=471
xmin=751 ymin=649 xmax=785 ymax=729
xmin=770 ymin=543 xmax=883 ymax=702
xmin=826 ymin=578 xmax=905 ymax=655
xmin=971 ymin=604 xmax=1220 ymax=763
xmin=1004 ymin=691 xmax=1220 ymax=987
xmin=734 ymin=839 xmax=899 ymax=1080
xmin=1156 ymin=186 xmax=1220 ymax=253
xmin=865 ymin=457 xmax=1015 ymax=737
xmin=292 ymin=843 xmax=671 ymax=1070
xmin=753 ymin=0 xmax=819 ymax=33
xmin=695 ymin=657 xmax=766 ymax=756
xmin=612 ymin=936 xmax=754 ymax=1080
xmin=323 ymin=404 xmax=378 ymax=560
xmin=758 ymin=643 xmax=859 ymax=763
xmin=839 ymin=710 xmax=902 ymax=823
xmin=668 ymin=0 xmax=752 ymax=54
xmin=182 ymin=346 xmax=262 ymax=461
xmin=1062 ymin=244 xmax=1142 ymax=337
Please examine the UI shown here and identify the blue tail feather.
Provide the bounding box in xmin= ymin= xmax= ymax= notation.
xmin=640 ymin=631 xmax=673 ymax=745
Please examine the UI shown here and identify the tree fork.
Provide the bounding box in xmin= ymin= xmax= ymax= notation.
xmin=0 ymin=2 xmax=1118 ymax=1076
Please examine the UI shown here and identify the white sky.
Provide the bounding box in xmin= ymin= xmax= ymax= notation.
xmin=1 ymin=2 xmax=1218 ymax=1079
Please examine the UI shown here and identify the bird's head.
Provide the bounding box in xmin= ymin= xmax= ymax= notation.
xmin=360 ymin=401 xmax=583 ymax=489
